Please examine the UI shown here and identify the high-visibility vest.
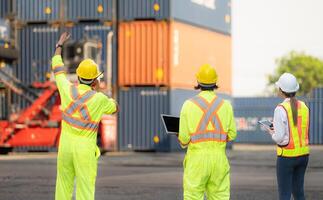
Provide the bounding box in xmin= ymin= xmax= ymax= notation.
xmin=276 ymin=100 xmax=310 ymax=157
xmin=62 ymin=85 xmax=100 ymax=132
xmin=189 ymin=95 xmax=227 ymax=143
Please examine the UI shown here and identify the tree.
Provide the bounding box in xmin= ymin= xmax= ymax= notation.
xmin=268 ymin=51 xmax=323 ymax=96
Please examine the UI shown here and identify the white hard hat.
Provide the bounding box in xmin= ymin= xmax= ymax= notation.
xmin=275 ymin=73 xmax=299 ymax=93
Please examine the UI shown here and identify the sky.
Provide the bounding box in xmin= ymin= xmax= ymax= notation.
xmin=232 ymin=0 xmax=323 ymax=97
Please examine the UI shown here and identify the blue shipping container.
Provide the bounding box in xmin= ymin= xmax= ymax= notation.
xmin=118 ymin=0 xmax=231 ymax=34
xmin=14 ymin=0 xmax=114 ymax=23
xmin=234 ymin=93 xmax=323 ymax=145
xmin=66 ymin=22 xmax=117 ymax=87
xmin=14 ymin=24 xmax=60 ymax=110
xmin=118 ymin=88 xmax=233 ymax=151
xmin=307 ymin=88 xmax=323 ymax=144
xmin=0 ymin=0 xmax=11 ymax=18
xmin=118 ymin=87 xmax=170 ymax=151
xmin=65 ymin=0 xmax=113 ymax=22
xmin=14 ymin=22 xmax=117 ymax=110
xmin=0 ymin=89 xmax=8 ymax=119
xmin=15 ymin=0 xmax=61 ymax=22
xmin=16 ymin=24 xmax=59 ymax=84
xmin=0 ymin=19 xmax=10 ymax=42
xmin=233 ymin=97 xmax=282 ymax=144
xmin=0 ymin=62 xmax=12 ymax=119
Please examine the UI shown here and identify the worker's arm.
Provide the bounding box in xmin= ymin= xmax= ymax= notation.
xmin=271 ymin=106 xmax=289 ymax=145
xmin=178 ymin=101 xmax=191 ymax=148
xmin=101 ymin=93 xmax=119 ymax=115
xmin=52 ymin=32 xmax=71 ymax=95
xmin=226 ymin=102 xmax=237 ymax=142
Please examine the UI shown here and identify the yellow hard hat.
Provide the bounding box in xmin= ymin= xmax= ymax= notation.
xmin=196 ymin=64 xmax=218 ymax=85
xmin=76 ymin=59 xmax=101 ymax=80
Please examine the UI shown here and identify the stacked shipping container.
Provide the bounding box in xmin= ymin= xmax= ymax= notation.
xmin=14 ymin=0 xmax=114 ymax=22
xmin=12 ymin=0 xmax=117 ymax=106
xmin=118 ymin=21 xmax=232 ymax=91
xmin=234 ymin=89 xmax=323 ymax=145
xmin=117 ymin=0 xmax=232 ymax=151
xmin=0 ymin=0 xmax=12 ymax=19
xmin=0 ymin=16 xmax=14 ymax=120
xmin=308 ymin=88 xmax=323 ymax=144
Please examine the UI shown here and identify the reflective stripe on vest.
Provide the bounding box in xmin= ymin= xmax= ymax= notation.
xmin=53 ymin=66 xmax=65 ymax=75
xmin=62 ymin=86 xmax=99 ymax=131
xmin=190 ymin=95 xmax=227 ymax=143
xmin=277 ymin=101 xmax=310 ymax=157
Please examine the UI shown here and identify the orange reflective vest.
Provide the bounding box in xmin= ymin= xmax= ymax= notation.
xmin=189 ymin=95 xmax=227 ymax=143
xmin=277 ymin=100 xmax=310 ymax=157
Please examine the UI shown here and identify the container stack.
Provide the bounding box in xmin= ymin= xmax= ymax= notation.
xmin=0 ymin=0 xmax=15 ymax=120
xmin=10 ymin=0 xmax=118 ymax=150
xmin=117 ymin=0 xmax=232 ymax=151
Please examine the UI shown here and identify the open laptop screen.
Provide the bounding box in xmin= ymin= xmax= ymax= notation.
xmin=161 ymin=115 xmax=180 ymax=134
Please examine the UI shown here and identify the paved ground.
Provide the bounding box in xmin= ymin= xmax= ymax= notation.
xmin=0 ymin=145 xmax=322 ymax=200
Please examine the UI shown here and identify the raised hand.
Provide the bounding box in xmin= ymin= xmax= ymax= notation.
xmin=57 ymin=32 xmax=71 ymax=46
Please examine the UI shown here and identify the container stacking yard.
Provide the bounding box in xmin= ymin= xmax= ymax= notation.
xmin=0 ymin=0 xmax=322 ymax=154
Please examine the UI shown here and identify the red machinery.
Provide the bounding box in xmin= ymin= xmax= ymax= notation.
xmin=0 ymin=69 xmax=117 ymax=154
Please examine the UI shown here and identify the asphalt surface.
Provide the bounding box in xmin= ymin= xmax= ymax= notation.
xmin=0 ymin=145 xmax=322 ymax=200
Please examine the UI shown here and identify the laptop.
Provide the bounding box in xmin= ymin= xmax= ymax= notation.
xmin=161 ymin=114 xmax=180 ymax=135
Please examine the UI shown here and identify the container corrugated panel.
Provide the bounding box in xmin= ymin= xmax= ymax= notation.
xmin=169 ymin=21 xmax=232 ymax=93
xmin=16 ymin=25 xmax=59 ymax=84
xmin=67 ymin=22 xmax=117 ymax=86
xmin=233 ymin=97 xmax=282 ymax=144
xmin=0 ymin=89 xmax=8 ymax=119
xmin=118 ymin=21 xmax=232 ymax=94
xmin=15 ymin=0 xmax=60 ymax=22
xmin=118 ymin=21 xmax=170 ymax=86
xmin=0 ymin=19 xmax=10 ymax=42
xmin=0 ymin=0 xmax=11 ymax=18
xmin=65 ymin=0 xmax=113 ymax=21
xmin=307 ymin=88 xmax=323 ymax=144
xmin=118 ymin=0 xmax=231 ymax=34
xmin=118 ymin=87 xmax=170 ymax=151
xmin=118 ymin=0 xmax=170 ymax=21
xmin=0 ymin=62 xmax=12 ymax=120
xmin=14 ymin=24 xmax=60 ymax=109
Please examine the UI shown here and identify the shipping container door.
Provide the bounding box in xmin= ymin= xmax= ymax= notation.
xmin=118 ymin=87 xmax=170 ymax=151
xmin=67 ymin=23 xmax=116 ymax=88
xmin=15 ymin=0 xmax=60 ymax=22
xmin=65 ymin=0 xmax=113 ymax=22
xmin=118 ymin=21 xmax=169 ymax=86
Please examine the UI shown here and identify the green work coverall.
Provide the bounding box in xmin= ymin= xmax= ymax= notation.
xmin=178 ymin=91 xmax=237 ymax=200
xmin=52 ymin=55 xmax=117 ymax=200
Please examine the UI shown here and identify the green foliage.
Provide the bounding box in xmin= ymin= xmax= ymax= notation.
xmin=268 ymin=51 xmax=323 ymax=96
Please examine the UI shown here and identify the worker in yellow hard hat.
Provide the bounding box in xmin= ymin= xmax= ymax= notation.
xmin=178 ymin=64 xmax=237 ymax=200
xmin=52 ymin=32 xmax=118 ymax=200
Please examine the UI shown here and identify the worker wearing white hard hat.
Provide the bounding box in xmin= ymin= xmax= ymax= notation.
xmin=265 ymin=73 xmax=310 ymax=200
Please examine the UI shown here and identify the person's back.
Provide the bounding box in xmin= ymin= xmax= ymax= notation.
xmin=179 ymin=91 xmax=235 ymax=152
xmin=178 ymin=64 xmax=236 ymax=200
xmin=53 ymin=32 xmax=118 ymax=200
xmin=59 ymin=83 xmax=116 ymax=139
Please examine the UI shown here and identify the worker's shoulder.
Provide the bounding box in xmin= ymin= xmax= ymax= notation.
xmin=219 ymin=98 xmax=233 ymax=109
xmin=94 ymin=91 xmax=110 ymax=100
xmin=181 ymin=98 xmax=195 ymax=110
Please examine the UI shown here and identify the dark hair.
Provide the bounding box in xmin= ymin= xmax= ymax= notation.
xmin=78 ymin=77 xmax=95 ymax=86
xmin=281 ymin=90 xmax=298 ymax=126
xmin=194 ymin=84 xmax=219 ymax=91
